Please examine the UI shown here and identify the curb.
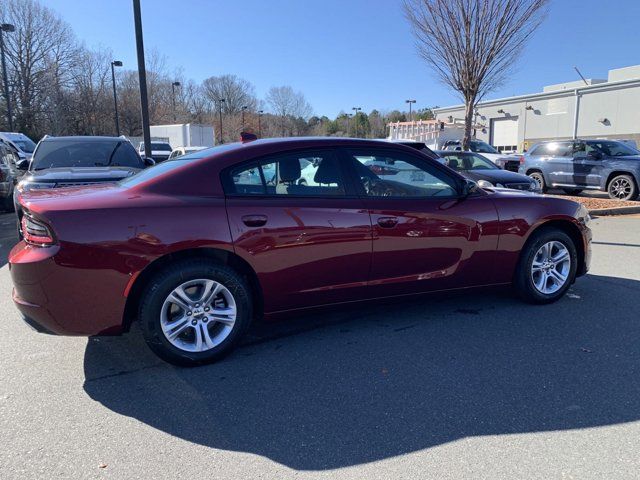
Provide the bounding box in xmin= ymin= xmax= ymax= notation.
xmin=589 ymin=205 xmax=640 ymax=216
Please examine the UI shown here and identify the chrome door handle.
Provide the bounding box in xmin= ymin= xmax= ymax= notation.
xmin=377 ymin=216 xmax=398 ymax=228
xmin=242 ymin=215 xmax=268 ymax=227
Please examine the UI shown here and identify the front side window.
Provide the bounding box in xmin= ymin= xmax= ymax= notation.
xmin=227 ymin=150 xmax=346 ymax=197
xmin=585 ymin=140 xmax=638 ymax=157
xmin=347 ymin=149 xmax=458 ymax=198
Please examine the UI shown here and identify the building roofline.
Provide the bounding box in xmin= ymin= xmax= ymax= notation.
xmin=433 ymin=77 xmax=640 ymax=114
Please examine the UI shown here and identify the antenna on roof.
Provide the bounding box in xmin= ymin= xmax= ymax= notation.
xmin=573 ymin=66 xmax=589 ymax=86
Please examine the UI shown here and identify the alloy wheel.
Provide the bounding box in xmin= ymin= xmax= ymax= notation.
xmin=160 ymin=279 xmax=237 ymax=352
xmin=609 ymin=177 xmax=632 ymax=199
xmin=530 ymin=241 xmax=571 ymax=295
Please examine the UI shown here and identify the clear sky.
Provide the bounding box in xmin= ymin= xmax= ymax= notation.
xmin=46 ymin=0 xmax=640 ymax=117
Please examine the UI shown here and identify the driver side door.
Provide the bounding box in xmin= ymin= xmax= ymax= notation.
xmin=342 ymin=147 xmax=501 ymax=297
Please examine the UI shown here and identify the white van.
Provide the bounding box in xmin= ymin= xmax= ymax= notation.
xmin=0 ymin=132 xmax=37 ymax=161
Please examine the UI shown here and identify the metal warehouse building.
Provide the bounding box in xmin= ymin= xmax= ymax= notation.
xmin=433 ymin=64 xmax=640 ymax=153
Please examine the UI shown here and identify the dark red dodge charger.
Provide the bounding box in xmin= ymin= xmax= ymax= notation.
xmin=10 ymin=137 xmax=592 ymax=366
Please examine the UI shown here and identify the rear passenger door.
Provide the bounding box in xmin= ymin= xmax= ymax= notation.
xmin=224 ymin=148 xmax=373 ymax=313
xmin=538 ymin=141 xmax=574 ymax=186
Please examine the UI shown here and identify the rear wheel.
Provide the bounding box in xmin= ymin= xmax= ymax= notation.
xmin=514 ymin=228 xmax=577 ymax=304
xmin=528 ymin=171 xmax=547 ymax=193
xmin=607 ymin=174 xmax=638 ymax=201
xmin=139 ymin=260 xmax=252 ymax=366
xmin=562 ymin=188 xmax=583 ymax=196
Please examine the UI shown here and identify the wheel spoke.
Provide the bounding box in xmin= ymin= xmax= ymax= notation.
xmin=168 ymin=287 xmax=192 ymax=311
xmin=533 ymin=272 xmax=547 ymax=292
xmin=549 ymin=268 xmax=567 ymax=285
xmin=200 ymin=280 xmax=221 ymax=306
xmin=211 ymin=306 xmax=236 ymax=326
xmin=552 ymin=249 xmax=569 ymax=264
xmin=165 ymin=317 xmax=191 ymax=340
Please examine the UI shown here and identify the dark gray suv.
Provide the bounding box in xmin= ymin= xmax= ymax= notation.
xmin=519 ymin=139 xmax=640 ymax=200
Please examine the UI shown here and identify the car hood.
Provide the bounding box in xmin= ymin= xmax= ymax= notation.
xmin=462 ymin=169 xmax=532 ymax=183
xmin=23 ymin=167 xmax=141 ymax=183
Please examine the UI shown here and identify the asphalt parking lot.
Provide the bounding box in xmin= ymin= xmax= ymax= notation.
xmin=1 ymin=212 xmax=639 ymax=479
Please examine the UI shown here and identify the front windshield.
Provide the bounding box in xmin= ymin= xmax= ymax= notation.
xmin=13 ymin=138 xmax=36 ymax=153
xmin=442 ymin=153 xmax=498 ymax=171
xmin=31 ymin=140 xmax=144 ymax=170
xmin=586 ymin=140 xmax=638 ymax=157
xmin=470 ymin=140 xmax=499 ymax=154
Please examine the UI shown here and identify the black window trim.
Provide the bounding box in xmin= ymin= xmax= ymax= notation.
xmin=221 ymin=147 xmax=360 ymax=199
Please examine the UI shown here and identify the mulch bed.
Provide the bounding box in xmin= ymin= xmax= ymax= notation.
xmin=547 ymin=194 xmax=640 ymax=212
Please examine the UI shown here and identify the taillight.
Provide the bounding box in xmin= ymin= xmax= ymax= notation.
xmin=21 ymin=215 xmax=55 ymax=246
xmin=519 ymin=155 xmax=525 ymax=165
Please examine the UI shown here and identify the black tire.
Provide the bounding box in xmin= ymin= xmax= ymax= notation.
xmin=513 ymin=228 xmax=577 ymax=304
xmin=2 ymin=194 xmax=14 ymax=212
xmin=562 ymin=188 xmax=583 ymax=196
xmin=139 ymin=259 xmax=252 ymax=366
xmin=607 ymin=174 xmax=638 ymax=201
xmin=528 ymin=171 xmax=547 ymax=193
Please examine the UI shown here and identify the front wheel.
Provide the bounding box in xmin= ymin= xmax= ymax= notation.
xmin=139 ymin=260 xmax=252 ymax=366
xmin=607 ymin=174 xmax=638 ymax=201
xmin=514 ymin=228 xmax=577 ymax=304
xmin=528 ymin=171 xmax=547 ymax=193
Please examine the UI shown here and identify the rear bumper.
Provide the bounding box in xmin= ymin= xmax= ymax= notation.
xmin=9 ymin=241 xmax=128 ymax=336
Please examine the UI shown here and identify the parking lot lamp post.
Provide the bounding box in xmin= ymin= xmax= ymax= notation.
xmin=352 ymin=107 xmax=362 ymax=137
xmin=218 ymin=99 xmax=225 ymax=144
xmin=110 ymin=61 xmax=123 ymax=136
xmin=133 ymin=0 xmax=152 ymax=159
xmin=405 ymin=99 xmax=416 ymax=123
xmin=258 ymin=110 xmax=263 ymax=138
xmin=0 ymin=23 xmax=15 ymax=131
xmin=241 ymin=105 xmax=248 ymax=131
xmin=171 ymin=81 xmax=181 ymax=122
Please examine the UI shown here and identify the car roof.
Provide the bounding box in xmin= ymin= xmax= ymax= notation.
xmin=41 ymin=136 xmax=125 ymax=143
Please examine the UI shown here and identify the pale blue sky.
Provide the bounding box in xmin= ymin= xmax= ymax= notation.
xmin=47 ymin=0 xmax=640 ymax=117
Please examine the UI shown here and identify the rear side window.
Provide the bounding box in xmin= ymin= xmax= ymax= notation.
xmin=530 ymin=142 xmax=572 ymax=157
xmin=227 ymin=150 xmax=346 ymax=197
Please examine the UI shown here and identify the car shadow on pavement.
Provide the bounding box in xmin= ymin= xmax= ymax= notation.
xmin=83 ymin=274 xmax=640 ymax=470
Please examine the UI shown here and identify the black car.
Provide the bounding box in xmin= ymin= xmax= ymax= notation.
xmin=435 ymin=150 xmax=540 ymax=192
xmin=0 ymin=140 xmax=23 ymax=211
xmin=15 ymin=136 xmax=154 ymax=218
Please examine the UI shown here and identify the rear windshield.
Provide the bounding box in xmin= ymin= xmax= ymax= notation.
xmin=141 ymin=142 xmax=172 ymax=152
xmin=31 ymin=140 xmax=144 ymax=170
xmin=119 ymin=159 xmax=191 ymax=187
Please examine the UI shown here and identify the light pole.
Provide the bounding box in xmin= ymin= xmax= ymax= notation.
xmin=0 ymin=23 xmax=15 ymax=131
xmin=258 ymin=110 xmax=263 ymax=138
xmin=218 ymin=99 xmax=225 ymax=144
xmin=405 ymin=99 xmax=416 ymax=123
xmin=133 ymin=0 xmax=152 ymax=159
xmin=241 ymin=105 xmax=248 ymax=131
xmin=171 ymin=81 xmax=181 ymax=122
xmin=345 ymin=113 xmax=352 ymax=137
xmin=352 ymin=106 xmax=362 ymax=137
xmin=110 ymin=61 xmax=123 ymax=136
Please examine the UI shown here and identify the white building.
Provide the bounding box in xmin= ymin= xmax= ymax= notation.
xmin=432 ymin=65 xmax=640 ymax=152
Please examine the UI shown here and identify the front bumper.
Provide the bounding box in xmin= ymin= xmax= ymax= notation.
xmin=9 ymin=241 xmax=128 ymax=336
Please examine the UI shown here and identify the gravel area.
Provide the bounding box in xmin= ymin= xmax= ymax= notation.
xmin=547 ymin=193 xmax=640 ymax=211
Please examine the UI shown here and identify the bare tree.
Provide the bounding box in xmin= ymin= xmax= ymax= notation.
xmin=202 ymin=74 xmax=257 ymax=114
xmin=265 ymin=86 xmax=312 ymax=136
xmin=404 ymin=0 xmax=548 ymax=149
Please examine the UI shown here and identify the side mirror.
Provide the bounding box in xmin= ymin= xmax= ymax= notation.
xmin=587 ymin=151 xmax=603 ymax=160
xmin=16 ymin=158 xmax=29 ymax=171
xmin=143 ymin=156 xmax=156 ymax=167
xmin=461 ymin=179 xmax=479 ymax=197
